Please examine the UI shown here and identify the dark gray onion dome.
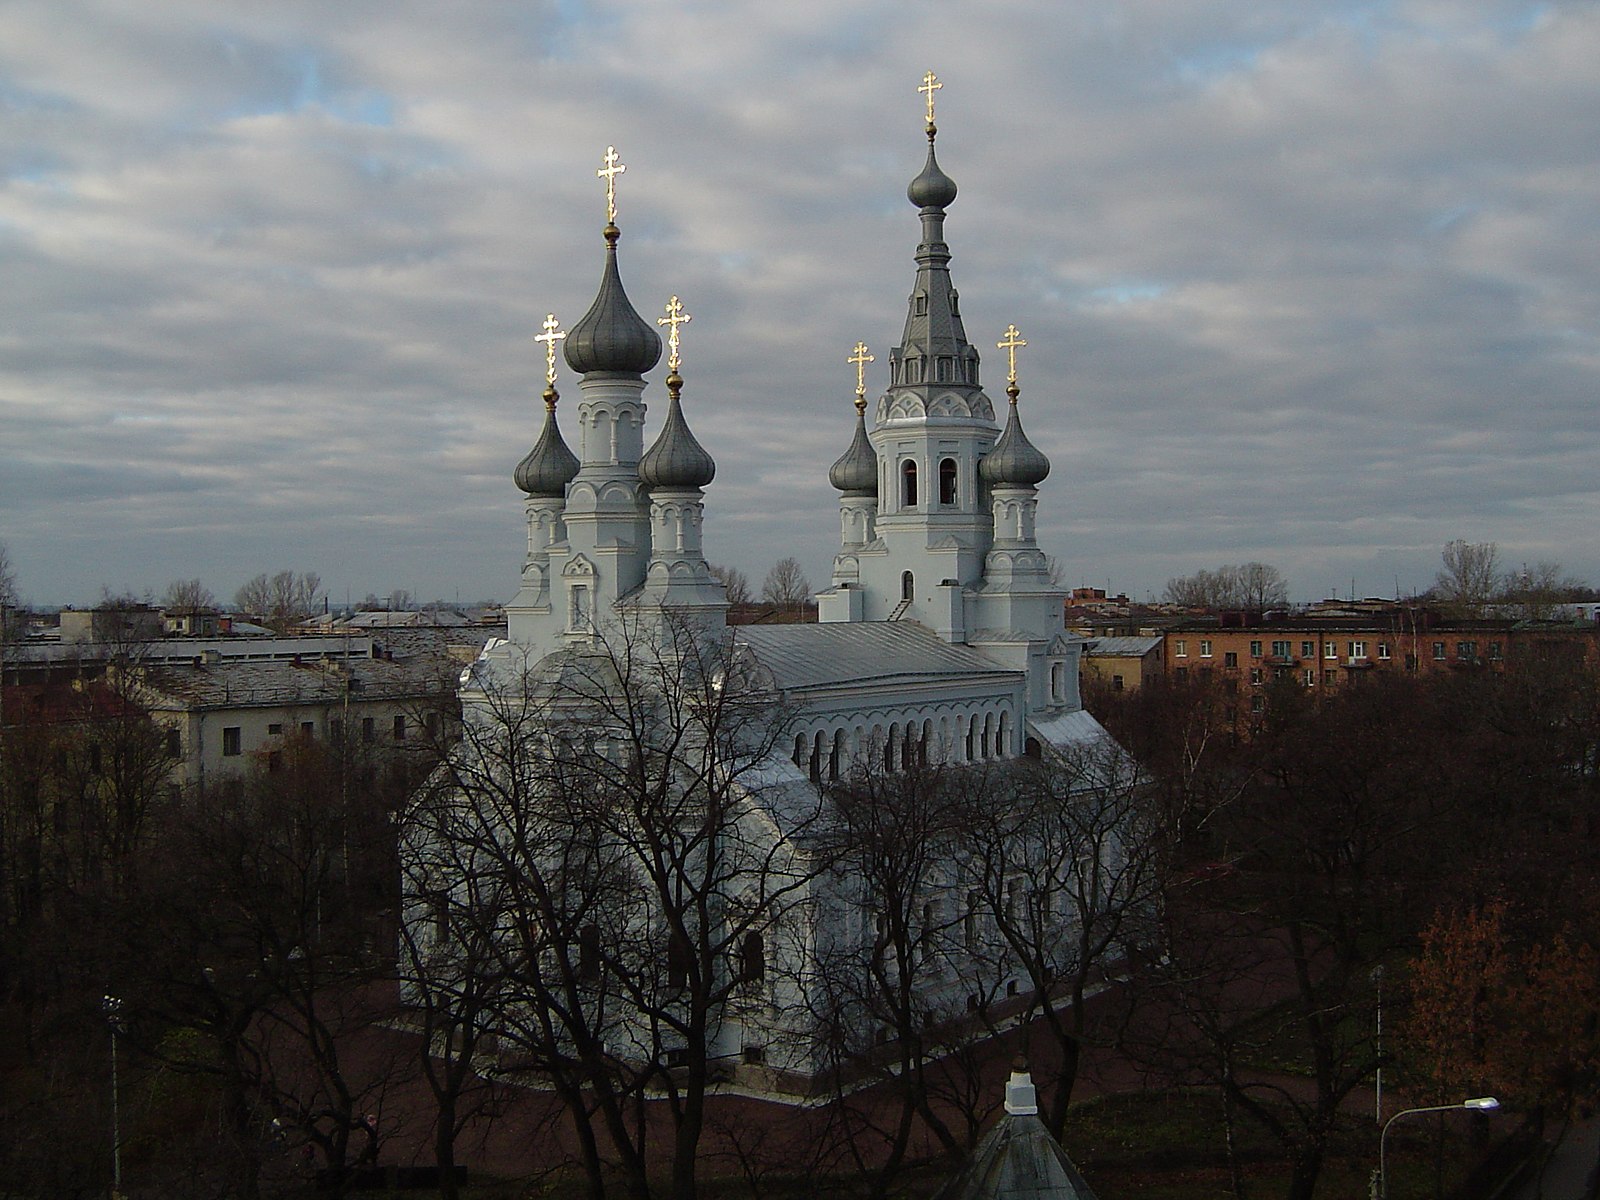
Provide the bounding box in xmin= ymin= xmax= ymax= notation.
xmin=564 ymin=225 xmax=662 ymax=377
xmin=639 ymin=373 xmax=715 ymax=489
xmin=515 ymin=390 xmax=580 ymax=497
xmin=979 ymin=387 xmax=1051 ymax=488
xmin=829 ymin=405 xmax=878 ymax=496
xmin=907 ymin=137 xmax=958 ymax=209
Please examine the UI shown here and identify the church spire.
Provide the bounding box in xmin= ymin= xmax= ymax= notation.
xmin=890 ymin=71 xmax=981 ymax=396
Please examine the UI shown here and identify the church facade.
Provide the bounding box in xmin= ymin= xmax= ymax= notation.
xmin=403 ymin=85 xmax=1121 ymax=1089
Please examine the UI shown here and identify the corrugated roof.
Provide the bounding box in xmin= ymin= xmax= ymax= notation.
xmin=1083 ymin=635 xmax=1162 ymax=657
xmin=735 ymin=623 xmax=1018 ymax=692
xmin=142 ymin=655 xmax=456 ymax=711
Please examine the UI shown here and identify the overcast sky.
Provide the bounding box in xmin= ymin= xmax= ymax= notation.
xmin=2 ymin=1 xmax=1596 ymax=609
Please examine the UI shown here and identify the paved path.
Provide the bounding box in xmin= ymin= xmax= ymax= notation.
xmin=1513 ymin=1118 xmax=1600 ymax=1200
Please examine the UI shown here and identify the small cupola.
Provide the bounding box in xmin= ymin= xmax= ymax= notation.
xmin=638 ymin=295 xmax=715 ymax=489
xmin=830 ymin=341 xmax=879 ymax=497
xmin=979 ymin=324 xmax=1050 ymax=488
xmin=516 ymin=314 xmax=581 ymax=496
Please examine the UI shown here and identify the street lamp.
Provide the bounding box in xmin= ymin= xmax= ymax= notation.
xmin=102 ymin=994 xmax=126 ymax=1200
xmin=1377 ymin=1097 xmax=1500 ymax=1199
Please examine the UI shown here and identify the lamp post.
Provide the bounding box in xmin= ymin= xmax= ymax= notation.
xmin=1377 ymin=1097 xmax=1499 ymax=1199
xmin=102 ymin=994 xmax=125 ymax=1200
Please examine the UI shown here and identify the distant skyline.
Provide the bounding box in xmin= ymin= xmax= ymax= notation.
xmin=3 ymin=1 xmax=1597 ymax=607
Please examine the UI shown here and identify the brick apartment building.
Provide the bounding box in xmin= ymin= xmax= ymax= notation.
xmin=1159 ymin=602 xmax=1600 ymax=719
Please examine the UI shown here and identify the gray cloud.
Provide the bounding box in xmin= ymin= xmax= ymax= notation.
xmin=1 ymin=0 xmax=1596 ymax=606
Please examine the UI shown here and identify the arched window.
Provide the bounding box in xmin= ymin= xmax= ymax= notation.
xmin=830 ymin=728 xmax=845 ymax=781
xmin=939 ymin=458 xmax=958 ymax=505
xmin=901 ymin=460 xmax=918 ymax=507
xmin=901 ymin=570 xmax=914 ymax=602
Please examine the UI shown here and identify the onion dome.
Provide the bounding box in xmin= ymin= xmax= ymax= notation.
xmin=979 ymin=382 xmax=1051 ymax=488
xmin=829 ymin=401 xmax=878 ymax=496
xmin=639 ymin=370 xmax=715 ymax=489
xmin=564 ymin=224 xmax=662 ymax=377
xmin=907 ymin=130 xmax=958 ymax=210
xmin=515 ymin=385 xmax=580 ymax=497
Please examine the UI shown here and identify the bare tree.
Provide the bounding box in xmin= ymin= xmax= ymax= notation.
xmin=812 ymin=755 xmax=977 ymax=1198
xmin=162 ymin=578 xmax=217 ymax=611
xmin=1501 ymin=560 xmax=1584 ymax=619
xmin=707 ymin=564 xmax=752 ymax=607
xmin=235 ymin=571 xmax=323 ymax=631
xmin=956 ymin=737 xmax=1165 ymax=1140
xmin=1434 ymin=539 xmax=1499 ymax=616
xmin=402 ymin=613 xmax=819 ymax=1200
xmin=1164 ymin=564 xmax=1286 ymax=611
xmin=0 ymin=539 xmax=16 ymax=610
xmin=761 ymin=558 xmax=812 ymax=612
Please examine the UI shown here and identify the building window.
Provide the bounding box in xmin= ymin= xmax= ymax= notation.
xmin=1111 ymin=674 xmax=1124 ymax=691
xmin=362 ymin=717 xmax=375 ymax=743
xmin=222 ymin=727 xmax=241 ymax=757
xmin=569 ymin=583 xmax=590 ymax=630
xmin=393 ymin=714 xmax=406 ymax=741
xmin=1488 ymin=641 xmax=1502 ymax=660
xmin=901 ymin=459 xmax=918 ymax=506
xmin=1433 ymin=641 xmax=1447 ymax=660
xmin=301 ymin=721 xmax=315 ymax=737
xmin=1325 ymin=642 xmax=1338 ymax=660
xmin=1251 ymin=695 xmax=1265 ymax=714
xmin=738 ymin=932 xmax=766 ymax=984
xmin=1223 ymin=651 xmax=1238 ymax=668
xmin=1378 ymin=642 xmax=1391 ymax=660
xmin=1050 ymin=661 xmax=1066 ymax=701
xmin=1349 ymin=641 xmax=1366 ymax=659
xmin=1174 ymin=639 xmax=1187 ymax=657
xmin=330 ymin=718 xmax=343 ymax=741
xmin=267 ymin=750 xmax=282 ymax=773
xmin=166 ymin=728 xmax=181 ymax=758
xmin=1301 ymin=640 xmax=1315 ymax=658
xmin=579 ymin=925 xmax=602 ymax=982
xmin=901 ymin=570 xmax=914 ymax=602
xmin=1303 ymin=668 xmax=1315 ymax=686
xmin=1250 ymin=668 xmax=1263 ymax=684
xmin=1200 ymin=640 xmax=1213 ymax=658
xmin=1174 ymin=666 xmax=1189 ymax=681
xmin=267 ymin=722 xmax=283 ymax=736
xmin=1272 ymin=640 xmax=1291 ymax=658
xmin=1324 ymin=669 xmax=1337 ymax=685
xmin=1458 ymin=641 xmax=1476 ymax=660
xmin=1250 ymin=640 xmax=1262 ymax=658
xmin=938 ymin=458 xmax=958 ymax=505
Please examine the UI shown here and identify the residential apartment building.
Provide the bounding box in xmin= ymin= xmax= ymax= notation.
xmin=1161 ymin=604 xmax=1600 ymax=718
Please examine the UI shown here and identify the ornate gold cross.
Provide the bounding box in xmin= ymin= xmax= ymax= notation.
xmin=998 ymin=323 xmax=1027 ymax=385
xmin=597 ymin=145 xmax=626 ymax=224
xmin=535 ymin=313 xmax=566 ymax=388
xmin=848 ymin=341 xmax=874 ymax=406
xmin=919 ymin=70 xmax=942 ymax=125
xmin=657 ymin=295 xmax=691 ymax=372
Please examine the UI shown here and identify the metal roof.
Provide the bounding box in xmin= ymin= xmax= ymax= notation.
xmin=141 ymin=654 xmax=456 ymax=712
xmin=1082 ymin=635 xmax=1162 ymax=657
xmin=734 ymin=623 xmax=1017 ymax=692
xmin=932 ymin=1105 xmax=1100 ymax=1200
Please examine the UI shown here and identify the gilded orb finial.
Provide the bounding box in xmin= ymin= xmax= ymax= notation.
xmin=847 ymin=341 xmax=875 ymax=412
xmin=998 ymin=323 xmax=1027 ymax=392
xmin=535 ymin=313 xmax=567 ymax=407
xmin=597 ymin=145 xmax=627 ymax=225
xmin=919 ymin=70 xmax=943 ymax=130
xmin=657 ymin=295 xmax=692 ymax=373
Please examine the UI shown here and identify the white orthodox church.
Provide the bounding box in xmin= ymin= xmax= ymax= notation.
xmin=407 ymin=85 xmax=1119 ymax=1087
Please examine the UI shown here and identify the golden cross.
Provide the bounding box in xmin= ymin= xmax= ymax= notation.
xmin=998 ymin=323 xmax=1027 ymax=385
xmin=597 ymin=145 xmax=626 ymax=224
xmin=919 ymin=70 xmax=943 ymax=125
xmin=535 ymin=313 xmax=566 ymax=387
xmin=657 ymin=295 xmax=691 ymax=372
xmin=848 ymin=341 xmax=874 ymax=402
